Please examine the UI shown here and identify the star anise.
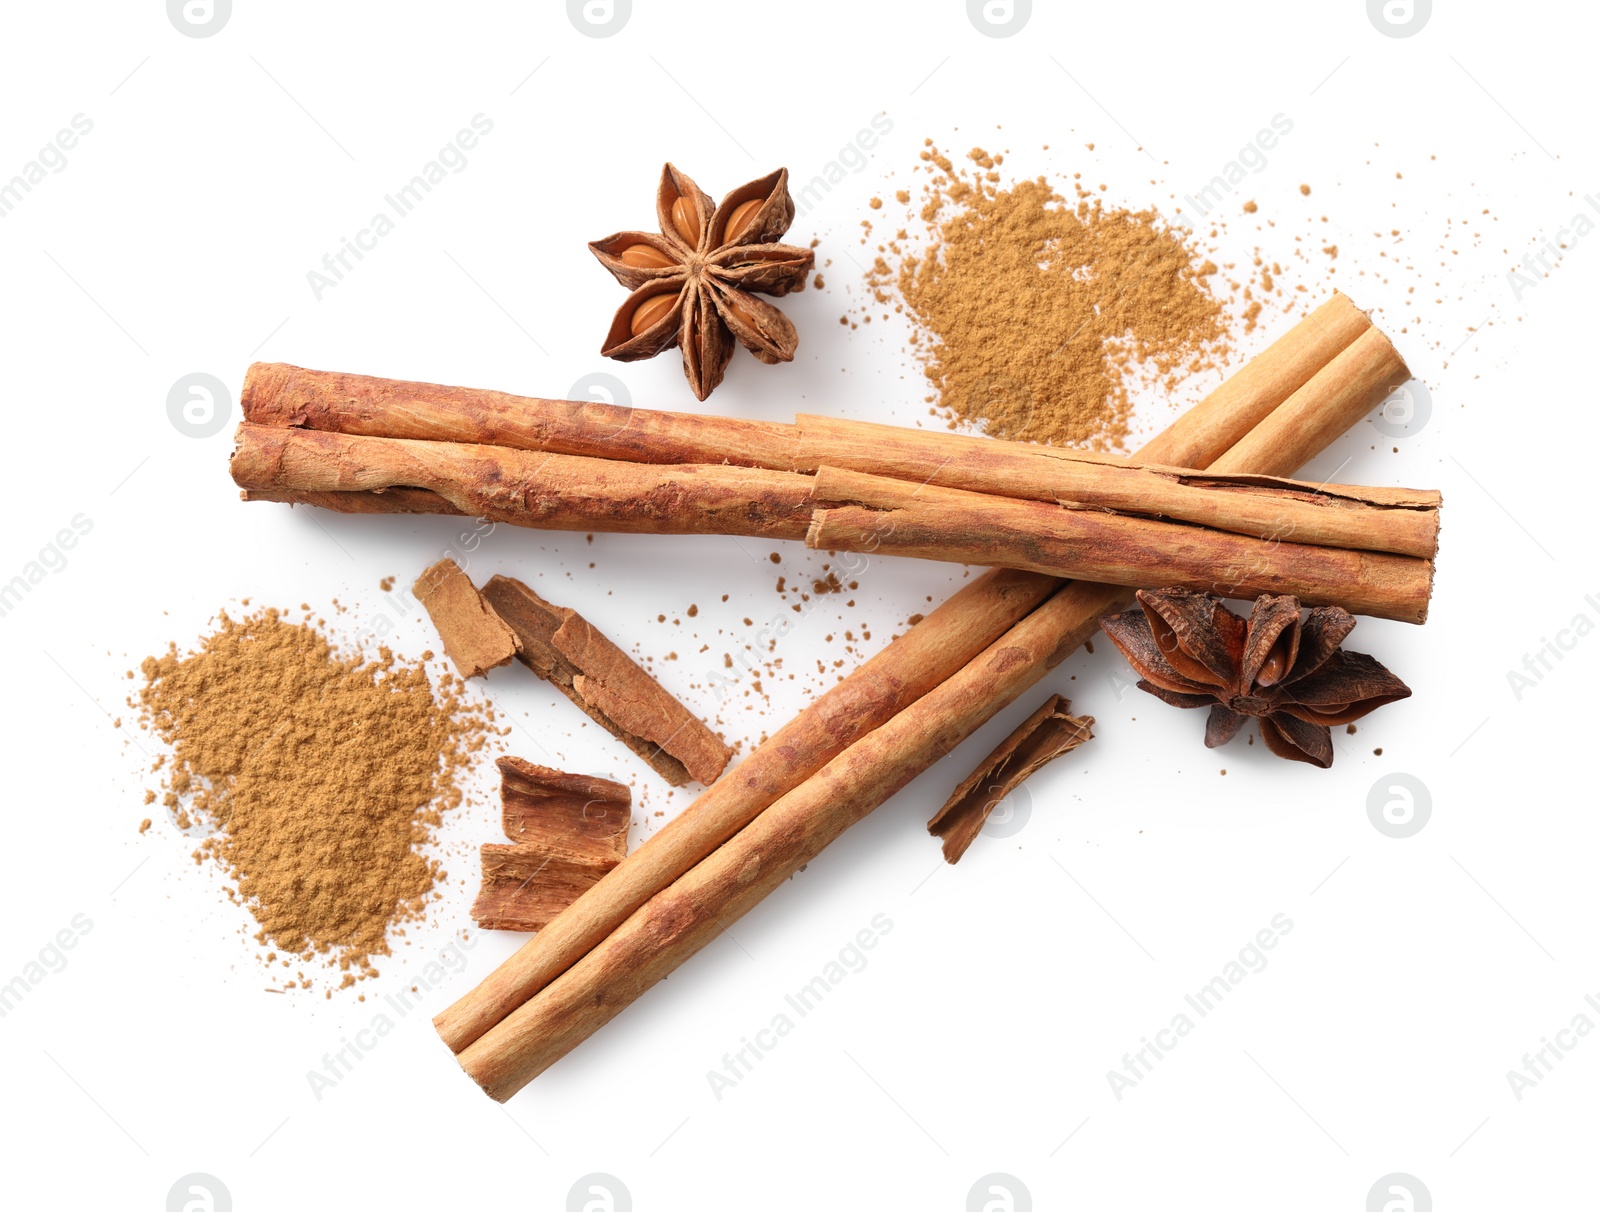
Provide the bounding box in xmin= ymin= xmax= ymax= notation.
xmin=589 ymin=164 xmax=814 ymax=401
xmin=1100 ymin=588 xmax=1411 ymax=768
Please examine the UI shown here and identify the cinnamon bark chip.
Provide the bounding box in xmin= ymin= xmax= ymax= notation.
xmin=928 ymin=694 xmax=1094 ymax=864
xmin=414 ymin=558 xmax=518 ymax=679
xmin=472 ymin=758 xmax=632 ymax=933
xmin=480 ymin=574 xmax=732 ymax=787
xmin=497 ymin=756 xmax=631 ymax=845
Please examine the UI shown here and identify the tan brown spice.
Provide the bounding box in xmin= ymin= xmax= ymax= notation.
xmin=865 ymin=144 xmax=1231 ymax=449
xmin=138 ymin=607 xmax=496 ymax=986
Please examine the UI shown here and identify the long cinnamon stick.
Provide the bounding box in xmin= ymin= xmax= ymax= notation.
xmin=240 ymin=295 xmax=1372 ymax=473
xmin=433 ymin=566 xmax=1059 ymax=1053
xmin=235 ymin=299 xmax=1412 ymax=558
xmin=434 ymin=297 xmax=1405 ymax=1059
xmin=237 ymin=422 xmax=1440 ymax=562
xmin=456 ymin=580 xmax=1128 ymax=1099
xmin=795 ymin=415 xmax=1440 ymax=557
xmin=241 ymin=359 xmax=798 ymax=467
xmin=231 ymin=424 xmax=814 ymax=540
xmin=807 ymin=466 xmax=1435 ymax=623
xmin=445 ymin=304 xmax=1413 ymax=1099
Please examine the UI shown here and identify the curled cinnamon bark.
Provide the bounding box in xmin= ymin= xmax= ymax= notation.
xmin=928 ymin=695 xmax=1094 ymax=863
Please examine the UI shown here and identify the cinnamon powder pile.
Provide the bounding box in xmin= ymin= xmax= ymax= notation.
xmin=138 ymin=607 xmax=496 ymax=989
xmin=866 ymin=143 xmax=1233 ymax=449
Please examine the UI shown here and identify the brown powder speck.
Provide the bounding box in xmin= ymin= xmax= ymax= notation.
xmin=769 ymin=552 xmax=781 ymax=564
xmin=687 ymin=604 xmax=699 ymax=618
xmin=1242 ymin=201 xmax=1258 ymax=214
xmin=1299 ymin=184 xmax=1312 ymax=196
xmin=138 ymin=818 xmax=151 ymax=833
xmin=379 ymin=576 xmax=395 ymax=592
xmin=137 ymin=607 xmax=496 ymax=986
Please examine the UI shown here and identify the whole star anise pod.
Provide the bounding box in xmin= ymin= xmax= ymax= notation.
xmin=589 ymin=164 xmax=814 ymax=401
xmin=1100 ymin=588 xmax=1411 ymax=768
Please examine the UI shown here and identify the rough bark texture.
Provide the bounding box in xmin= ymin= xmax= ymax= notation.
xmin=440 ymin=297 xmax=1417 ymax=1098
xmin=480 ymin=575 xmax=731 ymax=789
xmin=470 ymin=758 xmax=632 ymax=933
xmin=456 ymin=581 xmax=1124 ymax=1099
xmin=235 ymin=312 xmax=1425 ymax=564
xmin=413 ymin=558 xmax=519 ymax=679
xmin=796 ymin=422 xmax=1439 ymax=557
xmin=432 ymin=567 xmax=1057 ymax=1054
xmin=231 ymin=424 xmax=814 ymax=540
xmin=241 ymin=359 xmax=798 ymax=467
xmin=496 ymin=757 xmax=631 ymax=850
xmin=807 ymin=467 xmax=1435 ymax=624
xmin=928 ymin=695 xmax=1095 ymax=864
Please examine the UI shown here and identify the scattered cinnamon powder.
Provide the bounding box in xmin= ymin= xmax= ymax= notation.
xmin=866 ymin=143 xmax=1232 ymax=449
xmin=137 ymin=606 xmax=497 ymax=988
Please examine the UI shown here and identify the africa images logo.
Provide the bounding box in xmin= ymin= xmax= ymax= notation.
xmin=967 ymin=0 xmax=1031 ymax=38
xmin=1367 ymin=0 xmax=1430 ymax=38
xmin=167 ymin=0 xmax=230 ymax=38
xmin=567 ymin=1173 xmax=631 ymax=1212
xmin=967 ymin=1173 xmax=1031 ymax=1212
xmin=568 ymin=0 xmax=631 ymax=38
xmin=166 ymin=1173 xmax=231 ymax=1212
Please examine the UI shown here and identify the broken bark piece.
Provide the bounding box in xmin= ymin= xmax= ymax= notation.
xmin=480 ymin=575 xmax=732 ymax=787
xmin=928 ymin=694 xmax=1094 ymax=864
xmin=471 ymin=758 xmax=633 ymax=933
xmin=473 ymin=843 xmax=623 ymax=933
xmin=414 ymin=557 xmax=518 ymax=679
xmin=497 ymin=757 xmax=631 ymax=852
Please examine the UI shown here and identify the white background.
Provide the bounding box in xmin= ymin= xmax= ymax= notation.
xmin=0 ymin=1 xmax=1594 ymax=1208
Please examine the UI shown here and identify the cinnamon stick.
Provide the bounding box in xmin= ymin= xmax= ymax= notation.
xmin=443 ymin=301 xmax=1413 ymax=1099
xmin=434 ymin=297 xmax=1407 ymax=1062
xmin=927 ymin=695 xmax=1095 ymax=864
xmin=794 ymin=420 xmax=1439 ymax=558
xmin=414 ymin=558 xmax=518 ymax=679
xmin=471 ymin=758 xmax=631 ymax=933
xmin=230 ymin=424 xmax=813 ymax=540
xmin=806 ymin=467 xmax=1436 ymax=623
xmin=242 ymin=486 xmax=464 ymax=516
xmin=1218 ymin=327 xmax=1409 ymax=475
xmin=240 ymin=359 xmax=799 ymax=467
xmin=240 ymin=294 xmax=1373 ymax=474
xmin=234 ymin=299 xmax=1414 ymax=559
xmin=481 ymin=575 xmax=731 ymax=788
xmin=456 ymin=581 xmax=1126 ymax=1099
xmin=238 ymin=422 xmax=1440 ymax=562
xmin=433 ymin=567 xmax=1058 ymax=1053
